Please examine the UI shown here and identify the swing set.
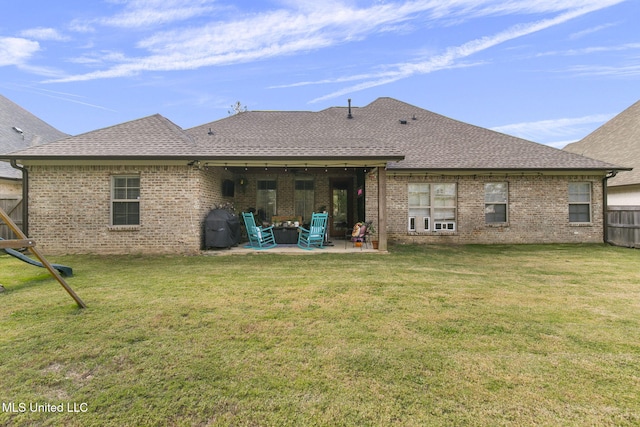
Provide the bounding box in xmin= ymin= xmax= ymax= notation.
xmin=0 ymin=206 xmax=86 ymax=309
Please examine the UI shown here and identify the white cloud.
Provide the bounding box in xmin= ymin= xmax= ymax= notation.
xmin=309 ymin=1 xmax=627 ymax=103
xmin=19 ymin=27 xmax=70 ymax=42
xmin=44 ymin=0 xmax=629 ymax=84
xmin=569 ymin=22 xmax=618 ymax=39
xmin=566 ymin=63 xmax=640 ymax=77
xmin=100 ymin=0 xmax=217 ymax=28
xmin=490 ymin=113 xmax=613 ymax=144
xmin=0 ymin=37 xmax=40 ymax=67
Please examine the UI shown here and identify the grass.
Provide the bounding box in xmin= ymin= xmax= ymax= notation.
xmin=0 ymin=244 xmax=639 ymax=426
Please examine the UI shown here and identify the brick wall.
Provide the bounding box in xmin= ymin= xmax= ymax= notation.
xmin=27 ymin=164 xmax=605 ymax=254
xmin=27 ymin=164 xmax=229 ymax=255
xmin=366 ymin=168 xmax=605 ymax=244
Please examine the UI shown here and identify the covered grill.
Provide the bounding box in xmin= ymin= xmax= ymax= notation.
xmin=203 ymin=209 xmax=241 ymax=249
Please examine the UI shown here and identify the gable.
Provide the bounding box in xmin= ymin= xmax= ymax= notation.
xmin=564 ymin=100 xmax=639 ymax=186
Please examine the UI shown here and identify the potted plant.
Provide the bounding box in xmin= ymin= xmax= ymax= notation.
xmin=367 ymin=222 xmax=379 ymax=249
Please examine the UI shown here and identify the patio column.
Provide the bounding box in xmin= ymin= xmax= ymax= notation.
xmin=377 ymin=166 xmax=388 ymax=251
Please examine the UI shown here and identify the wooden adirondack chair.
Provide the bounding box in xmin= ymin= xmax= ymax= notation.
xmin=241 ymin=212 xmax=277 ymax=249
xmin=297 ymin=212 xmax=328 ymax=249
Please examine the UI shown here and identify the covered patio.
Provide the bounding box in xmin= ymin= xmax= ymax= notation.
xmin=202 ymin=240 xmax=385 ymax=256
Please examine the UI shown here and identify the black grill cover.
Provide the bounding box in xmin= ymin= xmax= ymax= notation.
xmin=203 ymin=209 xmax=241 ymax=249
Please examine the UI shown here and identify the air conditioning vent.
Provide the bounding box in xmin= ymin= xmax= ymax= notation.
xmin=434 ymin=221 xmax=455 ymax=231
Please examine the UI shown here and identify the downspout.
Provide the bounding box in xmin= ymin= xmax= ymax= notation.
xmin=602 ymin=170 xmax=617 ymax=245
xmin=10 ymin=159 xmax=28 ymax=237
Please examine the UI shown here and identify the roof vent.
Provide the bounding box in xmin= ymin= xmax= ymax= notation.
xmin=347 ymin=99 xmax=353 ymax=119
xmin=208 ymin=128 xmax=214 ymax=135
xmin=12 ymin=126 xmax=23 ymax=134
xmin=399 ymin=119 xmax=407 ymax=125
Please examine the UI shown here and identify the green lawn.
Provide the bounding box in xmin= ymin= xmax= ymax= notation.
xmin=1 ymin=244 xmax=639 ymax=426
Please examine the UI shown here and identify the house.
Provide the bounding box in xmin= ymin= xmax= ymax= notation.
xmin=564 ymin=100 xmax=639 ymax=206
xmin=0 ymin=97 xmax=625 ymax=255
xmin=0 ymin=94 xmax=68 ymax=196
xmin=1 ymin=94 xmax=68 ymax=237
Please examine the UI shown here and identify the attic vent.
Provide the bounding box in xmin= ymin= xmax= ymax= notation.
xmin=208 ymin=128 xmax=214 ymax=135
xmin=399 ymin=119 xmax=407 ymax=125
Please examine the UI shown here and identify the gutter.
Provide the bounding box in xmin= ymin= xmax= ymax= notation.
xmin=10 ymin=160 xmax=28 ymax=237
xmin=603 ymin=170 xmax=617 ymax=245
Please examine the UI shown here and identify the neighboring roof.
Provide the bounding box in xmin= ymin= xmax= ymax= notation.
xmin=3 ymin=97 xmax=623 ymax=172
xmin=564 ymin=100 xmax=639 ymax=187
xmin=0 ymin=94 xmax=68 ymax=179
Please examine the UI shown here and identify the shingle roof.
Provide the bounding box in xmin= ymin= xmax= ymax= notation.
xmin=564 ymin=100 xmax=639 ymax=186
xmin=5 ymin=114 xmax=196 ymax=158
xmin=189 ymin=97 xmax=620 ymax=171
xmin=0 ymin=94 xmax=68 ymax=179
xmin=3 ymin=97 xmax=623 ymax=172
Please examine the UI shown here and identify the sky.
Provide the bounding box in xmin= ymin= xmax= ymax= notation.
xmin=1 ymin=0 xmax=638 ymax=149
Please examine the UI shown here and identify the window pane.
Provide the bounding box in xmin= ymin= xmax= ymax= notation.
xmin=434 ymin=208 xmax=455 ymax=221
xmin=569 ymin=204 xmax=590 ymax=222
xmin=257 ymin=180 xmax=277 ymax=190
xmin=113 ymin=202 xmax=140 ymax=225
xmin=485 ymin=204 xmax=506 ymax=223
xmin=295 ymin=180 xmax=314 ymax=190
xmin=485 ymin=183 xmax=507 ymax=203
xmin=434 ymin=184 xmax=455 ymax=196
xmin=408 ymin=183 xmax=430 ymax=207
xmin=294 ymin=179 xmax=314 ymax=222
xmin=257 ymin=180 xmax=277 ymax=221
xmin=569 ymin=183 xmax=590 ymax=203
xmin=113 ymin=176 xmax=140 ymax=200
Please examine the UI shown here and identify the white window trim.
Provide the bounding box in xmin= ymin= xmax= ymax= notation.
xmin=485 ymin=182 xmax=509 ymax=225
xmin=568 ymin=182 xmax=592 ymax=224
xmin=110 ymin=175 xmax=140 ymax=228
xmin=408 ymin=183 xmax=456 ymax=233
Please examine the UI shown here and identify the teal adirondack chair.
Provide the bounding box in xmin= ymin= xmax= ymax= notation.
xmin=297 ymin=212 xmax=328 ymax=249
xmin=242 ymin=212 xmax=277 ymax=249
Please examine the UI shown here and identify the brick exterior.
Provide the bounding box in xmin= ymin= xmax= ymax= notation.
xmin=26 ymin=164 xmax=604 ymax=254
xmin=27 ymin=164 xmax=234 ymax=255
xmin=366 ymin=168 xmax=604 ymax=244
xmin=26 ymin=165 xmax=360 ymax=254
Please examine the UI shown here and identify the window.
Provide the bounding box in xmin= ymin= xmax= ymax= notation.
xmin=569 ymin=182 xmax=591 ymax=223
xmin=408 ymin=183 xmax=430 ymax=232
xmin=111 ymin=175 xmax=140 ymax=226
xmin=408 ymin=183 xmax=456 ymax=232
xmin=256 ymin=180 xmax=277 ymax=222
xmin=294 ymin=178 xmax=314 ymax=223
xmin=485 ymin=182 xmax=508 ymax=223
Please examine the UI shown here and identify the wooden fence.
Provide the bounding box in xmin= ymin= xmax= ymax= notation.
xmin=0 ymin=198 xmax=23 ymax=240
xmin=607 ymin=206 xmax=640 ymax=248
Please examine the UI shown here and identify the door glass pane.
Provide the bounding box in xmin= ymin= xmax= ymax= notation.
xmin=332 ymin=188 xmax=348 ymax=232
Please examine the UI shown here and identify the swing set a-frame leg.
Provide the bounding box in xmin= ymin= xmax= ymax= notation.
xmin=0 ymin=207 xmax=86 ymax=309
